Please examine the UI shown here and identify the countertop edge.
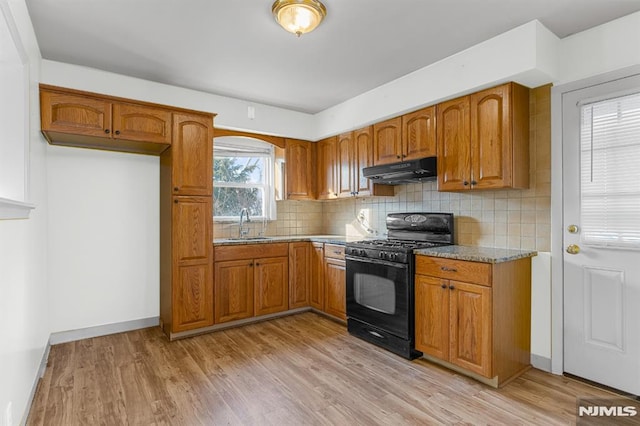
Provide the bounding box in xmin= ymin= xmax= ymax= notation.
xmin=213 ymin=235 xmax=349 ymax=246
xmin=414 ymin=245 xmax=538 ymax=264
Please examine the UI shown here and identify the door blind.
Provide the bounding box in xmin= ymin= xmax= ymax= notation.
xmin=580 ymin=91 xmax=640 ymax=248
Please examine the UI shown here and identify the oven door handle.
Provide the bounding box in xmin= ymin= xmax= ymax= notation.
xmin=345 ymin=255 xmax=409 ymax=269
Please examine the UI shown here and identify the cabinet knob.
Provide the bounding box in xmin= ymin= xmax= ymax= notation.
xmin=174 ymin=187 xmax=179 ymax=192
xmin=104 ymin=129 xmax=110 ymax=134
xmin=441 ymin=284 xmax=447 ymax=289
xmin=115 ymin=130 xmax=121 ymax=135
xmin=255 ymin=262 xmax=260 ymax=266
xmin=470 ymin=180 xmax=477 ymax=186
xmin=174 ymin=199 xmax=178 ymax=204
xmin=396 ymin=155 xmax=401 ymax=159
xmin=463 ymin=181 xmax=469 ymax=186
xmin=449 ymin=285 xmax=455 ymax=290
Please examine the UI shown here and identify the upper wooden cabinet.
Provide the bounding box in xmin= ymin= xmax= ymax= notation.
xmin=172 ymin=113 xmax=213 ymax=196
xmin=402 ymin=106 xmax=437 ymax=161
xmin=437 ymin=82 xmax=530 ymax=191
xmin=285 ymin=138 xmax=316 ymax=200
xmin=373 ymin=108 xmax=436 ymax=166
xmin=316 ymin=136 xmax=338 ymax=200
xmin=40 ymin=85 xmax=172 ymax=155
xmin=338 ymin=127 xmax=394 ymax=198
xmin=372 ymin=117 xmax=402 ymax=165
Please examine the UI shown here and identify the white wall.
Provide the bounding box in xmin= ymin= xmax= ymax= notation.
xmin=0 ymin=0 xmax=49 ymax=424
xmin=46 ymin=147 xmax=159 ymax=332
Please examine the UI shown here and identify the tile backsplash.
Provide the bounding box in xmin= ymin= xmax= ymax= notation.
xmin=214 ymin=84 xmax=551 ymax=252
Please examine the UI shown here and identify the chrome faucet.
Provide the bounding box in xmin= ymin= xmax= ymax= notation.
xmin=239 ymin=208 xmax=250 ymax=238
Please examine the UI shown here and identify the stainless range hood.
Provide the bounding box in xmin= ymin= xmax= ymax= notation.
xmin=363 ymin=157 xmax=437 ymax=185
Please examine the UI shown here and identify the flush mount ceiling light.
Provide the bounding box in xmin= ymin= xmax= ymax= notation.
xmin=272 ymin=0 xmax=327 ymax=37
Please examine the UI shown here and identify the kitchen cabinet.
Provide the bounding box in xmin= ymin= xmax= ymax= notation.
xmin=289 ymin=242 xmax=311 ymax=309
xmin=437 ymin=82 xmax=529 ymax=191
xmin=372 ymin=108 xmax=436 ymax=166
xmin=160 ymin=111 xmax=215 ymax=337
xmin=40 ymin=85 xmax=172 ymax=154
xmin=323 ymin=244 xmax=346 ymax=321
xmin=214 ymin=243 xmax=290 ymax=322
xmin=337 ymin=127 xmax=394 ymax=198
xmin=254 ymin=256 xmax=289 ymax=316
xmin=285 ymin=138 xmax=316 ymax=200
xmin=415 ymin=255 xmax=531 ymax=387
xmin=214 ymin=259 xmax=254 ymax=324
xmin=309 ymin=242 xmax=325 ymax=310
xmin=317 ymin=136 xmax=338 ymax=200
xmin=372 ymin=117 xmax=402 ymax=165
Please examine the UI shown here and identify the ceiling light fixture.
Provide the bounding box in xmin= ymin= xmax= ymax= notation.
xmin=272 ymin=0 xmax=327 ymax=37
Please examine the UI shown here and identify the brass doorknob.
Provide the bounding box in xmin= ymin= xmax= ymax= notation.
xmin=566 ymin=244 xmax=580 ymax=255
xmin=567 ymin=224 xmax=579 ymax=234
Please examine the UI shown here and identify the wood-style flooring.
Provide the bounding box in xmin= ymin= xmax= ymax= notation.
xmin=27 ymin=312 xmax=622 ymax=425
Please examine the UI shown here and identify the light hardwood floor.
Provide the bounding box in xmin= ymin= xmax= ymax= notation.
xmin=27 ymin=312 xmax=622 ymax=425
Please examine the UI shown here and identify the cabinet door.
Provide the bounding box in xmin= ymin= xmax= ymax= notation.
xmin=316 ymin=137 xmax=337 ymax=200
xmin=470 ymin=84 xmax=511 ymax=189
xmin=402 ymin=106 xmax=437 ymax=161
xmin=214 ymin=259 xmax=254 ymax=324
xmin=254 ymin=256 xmax=289 ymax=316
xmin=336 ymin=132 xmax=354 ymax=198
xmin=112 ymin=103 xmax=172 ymax=144
xmin=437 ymin=96 xmax=471 ymax=191
xmin=40 ymin=90 xmax=111 ymax=137
xmin=310 ymin=243 xmax=325 ymax=310
xmin=172 ymin=113 xmax=213 ymax=196
xmin=172 ymin=262 xmax=214 ymax=332
xmin=415 ymin=275 xmax=450 ymax=360
xmin=289 ymin=242 xmax=311 ymax=309
xmin=173 ymin=196 xmax=211 ymax=263
xmin=285 ymin=139 xmax=316 ymax=200
xmin=449 ymin=280 xmax=492 ymax=377
xmin=324 ymin=258 xmax=346 ymax=320
xmin=372 ymin=117 xmax=402 ymax=165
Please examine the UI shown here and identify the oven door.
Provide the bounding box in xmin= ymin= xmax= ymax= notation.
xmin=346 ymin=255 xmax=410 ymax=339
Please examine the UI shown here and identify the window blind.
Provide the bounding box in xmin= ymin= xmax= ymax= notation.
xmin=580 ymin=91 xmax=640 ymax=248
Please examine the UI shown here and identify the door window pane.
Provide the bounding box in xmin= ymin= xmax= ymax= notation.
xmin=580 ymin=92 xmax=640 ymax=248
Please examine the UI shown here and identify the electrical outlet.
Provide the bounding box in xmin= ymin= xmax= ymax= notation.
xmin=5 ymin=401 xmax=13 ymax=426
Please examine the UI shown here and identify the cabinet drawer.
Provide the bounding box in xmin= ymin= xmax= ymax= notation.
xmin=415 ymin=256 xmax=491 ymax=287
xmin=214 ymin=242 xmax=289 ymax=262
xmin=324 ymin=244 xmax=345 ymax=260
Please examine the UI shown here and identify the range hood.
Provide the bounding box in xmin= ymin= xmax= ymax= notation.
xmin=363 ymin=157 xmax=437 ymax=185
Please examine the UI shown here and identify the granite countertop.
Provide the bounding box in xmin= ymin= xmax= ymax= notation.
xmin=213 ymin=235 xmax=351 ymax=246
xmin=414 ymin=245 xmax=537 ymax=264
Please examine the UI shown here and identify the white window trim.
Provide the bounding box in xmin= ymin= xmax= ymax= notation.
xmin=213 ymin=138 xmax=276 ymax=222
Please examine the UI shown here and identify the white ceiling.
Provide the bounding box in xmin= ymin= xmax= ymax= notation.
xmin=26 ymin=0 xmax=640 ymax=114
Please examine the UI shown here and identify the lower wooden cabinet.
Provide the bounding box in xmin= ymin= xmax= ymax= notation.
xmin=289 ymin=242 xmax=311 ymax=309
xmin=415 ymin=255 xmax=531 ymax=387
xmin=254 ymin=257 xmax=289 ymax=316
xmin=210 ymin=241 xmax=347 ymax=330
xmin=213 ymin=243 xmax=289 ymax=324
xmin=323 ymin=244 xmax=346 ymax=321
xmin=309 ymin=242 xmax=325 ymax=310
xmin=214 ymin=259 xmax=254 ymax=324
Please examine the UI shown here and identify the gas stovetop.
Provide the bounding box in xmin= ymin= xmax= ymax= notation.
xmin=347 ymin=239 xmax=446 ymax=251
xmin=345 ymin=212 xmax=454 ymax=263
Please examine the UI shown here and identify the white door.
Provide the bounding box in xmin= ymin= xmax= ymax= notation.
xmin=563 ymin=74 xmax=640 ymax=395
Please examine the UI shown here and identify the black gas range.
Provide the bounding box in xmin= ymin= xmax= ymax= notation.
xmin=345 ymin=212 xmax=454 ymax=359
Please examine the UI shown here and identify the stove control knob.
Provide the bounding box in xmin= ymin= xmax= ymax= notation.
xmin=360 ymin=249 xmax=366 ymax=256
xmin=379 ymin=252 xmax=385 ymax=259
xmin=390 ymin=253 xmax=396 ymax=260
